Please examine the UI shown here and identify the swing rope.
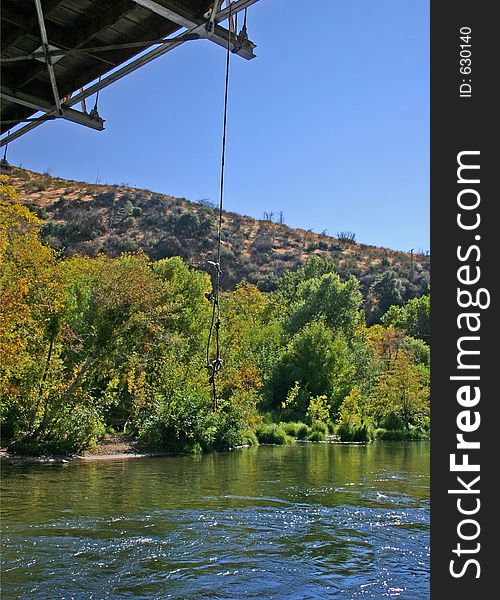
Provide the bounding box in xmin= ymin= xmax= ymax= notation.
xmin=2 ymin=133 xmax=9 ymax=161
xmin=206 ymin=1 xmax=232 ymax=410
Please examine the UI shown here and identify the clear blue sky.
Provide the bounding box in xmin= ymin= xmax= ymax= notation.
xmin=7 ymin=0 xmax=429 ymax=252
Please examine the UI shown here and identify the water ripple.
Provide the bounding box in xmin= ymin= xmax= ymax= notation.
xmin=1 ymin=442 xmax=429 ymax=599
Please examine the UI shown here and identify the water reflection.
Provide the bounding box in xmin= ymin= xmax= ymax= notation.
xmin=1 ymin=442 xmax=429 ymax=599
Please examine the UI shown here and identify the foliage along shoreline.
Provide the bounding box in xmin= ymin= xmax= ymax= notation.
xmin=1 ymin=176 xmax=430 ymax=456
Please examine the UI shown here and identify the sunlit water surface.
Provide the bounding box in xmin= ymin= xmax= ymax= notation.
xmin=1 ymin=442 xmax=429 ymax=599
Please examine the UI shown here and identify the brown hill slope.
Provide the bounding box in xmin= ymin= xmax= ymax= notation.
xmin=6 ymin=168 xmax=429 ymax=297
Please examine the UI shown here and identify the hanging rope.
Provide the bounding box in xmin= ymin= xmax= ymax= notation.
xmin=206 ymin=1 xmax=232 ymax=410
xmin=2 ymin=133 xmax=9 ymax=161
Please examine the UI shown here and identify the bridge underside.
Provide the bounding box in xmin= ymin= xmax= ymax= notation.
xmin=0 ymin=0 xmax=258 ymax=146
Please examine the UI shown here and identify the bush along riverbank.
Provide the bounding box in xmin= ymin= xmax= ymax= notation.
xmin=1 ymin=180 xmax=430 ymax=456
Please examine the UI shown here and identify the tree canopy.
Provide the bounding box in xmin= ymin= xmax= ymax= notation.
xmin=1 ymin=192 xmax=430 ymax=453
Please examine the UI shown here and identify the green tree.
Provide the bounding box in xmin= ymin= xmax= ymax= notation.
xmin=337 ymin=386 xmax=363 ymax=428
xmin=306 ymin=394 xmax=330 ymax=424
xmin=285 ymin=272 xmax=364 ymax=337
xmin=0 ymin=199 xmax=70 ymax=447
xmin=381 ymin=294 xmax=430 ymax=342
xmin=368 ymin=352 xmax=429 ymax=427
xmin=267 ymin=319 xmax=354 ymax=418
xmin=221 ymin=282 xmax=281 ymax=400
xmin=336 ymin=386 xmax=374 ymax=441
xmin=153 ymin=256 xmax=211 ymax=353
xmin=369 ymin=270 xmax=404 ymax=320
xmin=276 ymin=256 xmax=336 ymax=303
xmin=1 ymin=174 xmax=431 ymax=454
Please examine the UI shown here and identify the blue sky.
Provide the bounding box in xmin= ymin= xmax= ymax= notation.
xmin=6 ymin=0 xmax=429 ymax=252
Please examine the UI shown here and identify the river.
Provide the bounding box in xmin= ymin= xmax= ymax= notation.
xmin=1 ymin=442 xmax=429 ymax=599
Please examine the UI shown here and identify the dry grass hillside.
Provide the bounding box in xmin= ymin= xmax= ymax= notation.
xmin=6 ymin=168 xmax=429 ymax=297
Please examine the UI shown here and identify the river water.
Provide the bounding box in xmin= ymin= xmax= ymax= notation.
xmin=1 ymin=442 xmax=429 ymax=599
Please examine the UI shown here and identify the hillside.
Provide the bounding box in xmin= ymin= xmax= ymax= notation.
xmin=6 ymin=168 xmax=429 ymax=298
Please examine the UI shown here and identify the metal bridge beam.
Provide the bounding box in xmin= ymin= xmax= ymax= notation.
xmin=0 ymin=0 xmax=260 ymax=147
xmin=2 ymin=87 xmax=105 ymax=130
xmin=215 ymin=0 xmax=260 ymax=22
xmin=33 ymin=0 xmax=62 ymax=114
xmin=0 ymin=32 xmax=187 ymax=146
xmin=1 ymin=0 xmax=137 ymax=94
xmin=132 ymin=0 xmax=256 ymax=59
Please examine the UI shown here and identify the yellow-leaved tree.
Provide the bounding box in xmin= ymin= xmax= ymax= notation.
xmin=368 ymin=352 xmax=429 ymax=427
